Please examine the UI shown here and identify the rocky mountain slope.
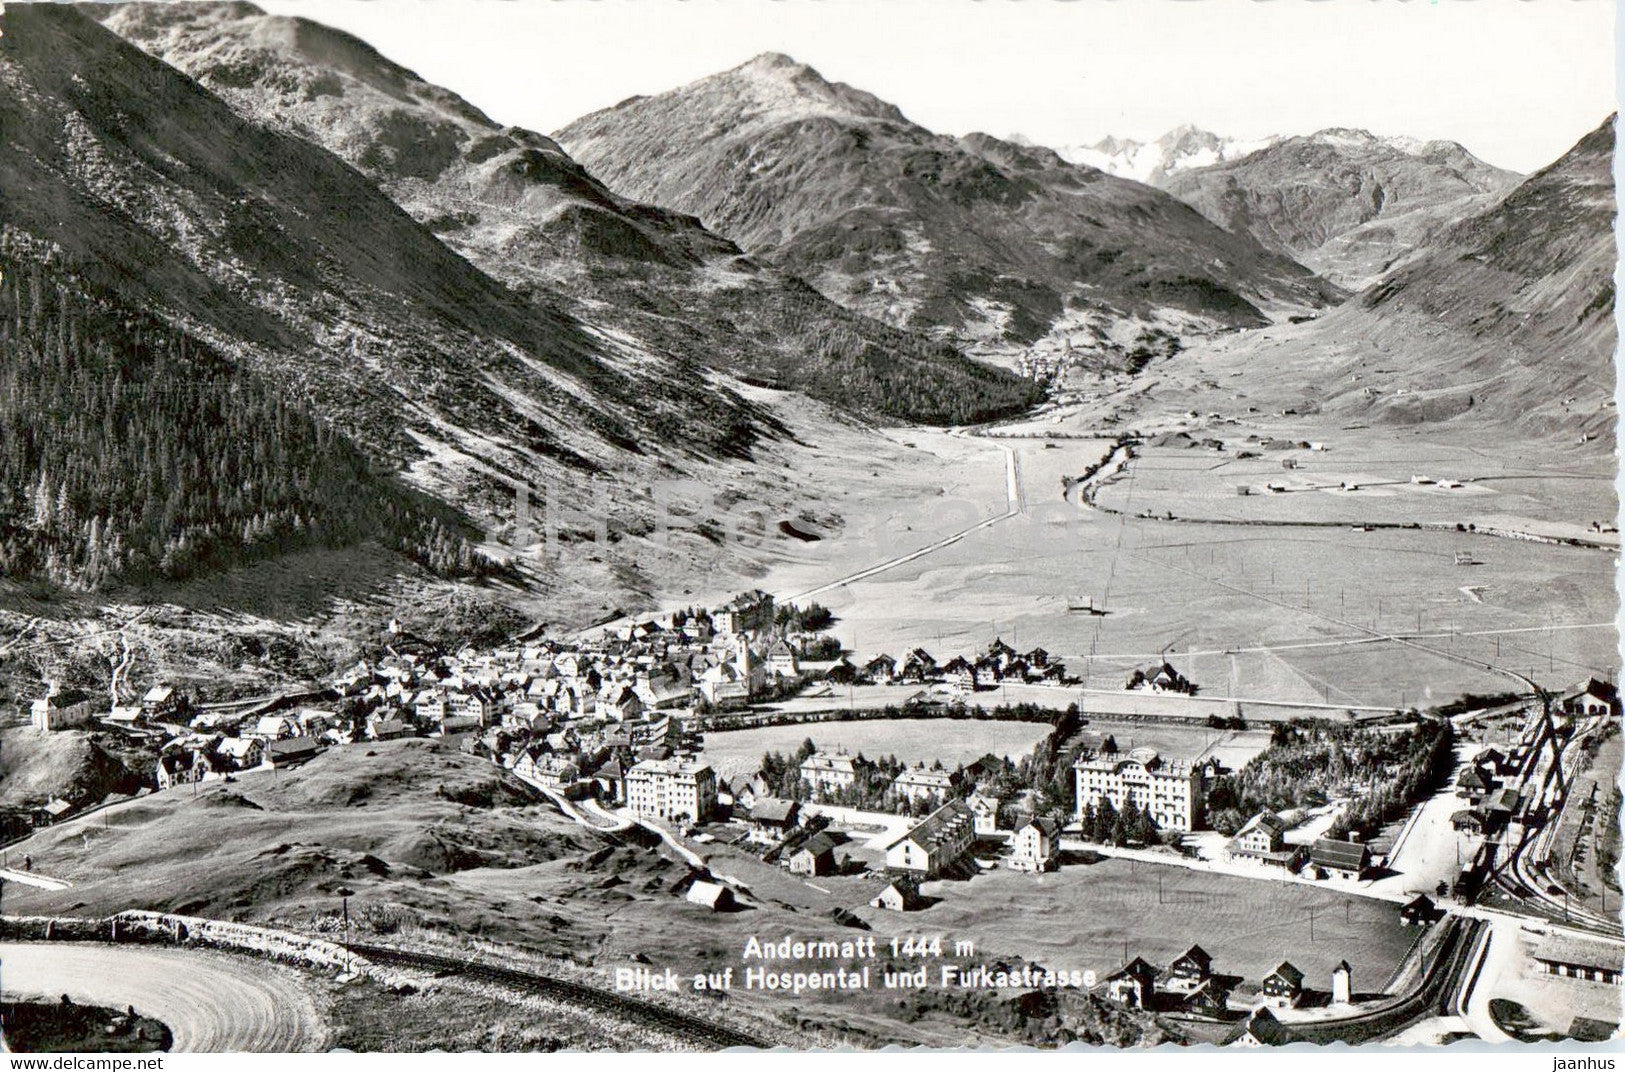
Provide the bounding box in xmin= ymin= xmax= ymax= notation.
xmin=96 ymin=2 xmax=1038 ymax=426
xmin=1160 ymin=129 xmax=1522 ymax=288
xmin=1301 ymin=117 xmax=1615 ymax=438
xmin=1048 ymin=125 xmax=1278 ymax=186
xmin=556 ymin=54 xmax=1340 ymax=344
xmin=0 ymin=2 xmax=801 ymax=606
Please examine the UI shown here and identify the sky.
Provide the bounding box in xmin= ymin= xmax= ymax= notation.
xmin=255 ymin=0 xmax=1617 ymax=174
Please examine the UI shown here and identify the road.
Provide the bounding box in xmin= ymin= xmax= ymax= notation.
xmin=0 ymin=942 xmax=329 ymax=1052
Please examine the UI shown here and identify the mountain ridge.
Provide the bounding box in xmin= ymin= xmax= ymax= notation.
xmin=556 ymin=54 xmax=1342 ymax=345
xmin=96 ymin=5 xmax=1039 ymax=426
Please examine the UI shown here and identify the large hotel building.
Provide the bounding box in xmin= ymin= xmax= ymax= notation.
xmin=626 ymin=757 xmax=718 ymax=822
xmin=1073 ymin=746 xmax=1213 ymax=831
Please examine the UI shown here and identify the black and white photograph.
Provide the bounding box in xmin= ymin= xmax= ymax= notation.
xmin=0 ymin=0 xmax=1618 ymax=1056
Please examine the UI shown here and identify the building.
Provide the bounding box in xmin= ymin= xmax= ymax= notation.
xmin=1102 ymin=957 xmax=1159 ymax=1009
xmin=788 ymin=833 xmax=837 ymax=876
xmin=1456 ymin=766 xmax=1493 ymax=804
xmin=713 ymin=591 xmax=773 ymax=635
xmin=871 ymin=879 xmax=921 ymax=912
xmin=1309 ymin=838 xmax=1370 ymax=880
xmin=965 ymin=792 xmax=1003 ymax=836
xmin=216 ymin=737 xmax=265 ymax=770
xmin=1531 ymin=938 xmax=1624 ymax=985
xmin=746 ymin=798 xmax=800 ymax=843
xmin=1166 ymin=945 xmax=1213 ymax=993
xmin=685 ymin=880 xmax=735 ymax=911
xmin=1259 ymin=962 xmax=1304 ymax=1009
xmin=156 ymin=750 xmax=212 ymax=790
xmin=764 ymin=640 xmax=800 ymax=680
xmin=1233 ymin=1006 xmax=1292 ymax=1047
xmin=1562 ymin=678 xmax=1621 ymax=719
xmin=884 ymin=801 xmax=976 ymax=878
xmin=1230 ymin=812 xmax=1286 ymax=857
xmin=266 ymin=737 xmax=323 ymax=768
xmin=1074 ymin=747 xmax=1211 ymax=831
xmin=626 ymin=757 xmax=717 ymax=822
xmin=1180 ymin=977 xmax=1232 ymax=1018
xmin=1009 ymin=817 xmax=1059 ymax=872
xmin=800 ymin=751 xmax=869 ymax=796
xmin=29 ymin=696 xmax=95 ymax=732
xmin=141 ymin=684 xmax=178 ymax=718
xmin=1399 ymin=894 xmax=1440 ymax=927
xmin=1331 ymin=960 xmax=1353 ymax=1004
xmin=891 ymin=764 xmax=960 ymax=805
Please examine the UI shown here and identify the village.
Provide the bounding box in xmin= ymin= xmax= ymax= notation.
xmin=12 ymin=583 xmax=1622 ymax=1044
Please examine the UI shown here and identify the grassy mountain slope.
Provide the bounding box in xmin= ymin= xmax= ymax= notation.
xmin=1161 ymin=129 xmax=1522 ymax=289
xmin=1305 ymin=117 xmax=1616 ymax=439
xmin=96 ymin=2 xmax=1039 ymax=425
xmin=556 ymin=53 xmax=1341 ymax=344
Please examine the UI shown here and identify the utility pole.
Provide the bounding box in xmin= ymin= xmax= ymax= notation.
xmin=337 ymin=886 xmax=355 ymax=978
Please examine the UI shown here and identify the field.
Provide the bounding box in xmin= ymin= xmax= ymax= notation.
xmin=887 ymin=857 xmax=1417 ymax=996
xmin=736 ymin=423 xmax=1615 ymax=712
xmin=1075 ymin=721 xmax=1273 ymax=770
xmin=698 ymin=717 xmax=1054 ymax=779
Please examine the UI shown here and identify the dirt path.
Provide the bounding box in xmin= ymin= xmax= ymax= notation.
xmin=0 ymin=943 xmax=329 ymax=1052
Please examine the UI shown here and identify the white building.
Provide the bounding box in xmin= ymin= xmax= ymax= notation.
xmin=626 ymin=757 xmax=717 ymax=822
xmin=29 ymin=697 xmax=94 ymax=732
xmin=891 ymin=765 xmax=959 ymax=805
xmin=800 ymin=751 xmax=869 ymax=796
xmin=1073 ymin=746 xmax=1212 ymax=831
xmin=1008 ymin=817 xmax=1059 ymax=872
xmin=885 ymin=801 xmax=976 ymax=878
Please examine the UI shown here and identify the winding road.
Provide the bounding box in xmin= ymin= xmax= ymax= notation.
xmin=0 ymin=943 xmax=329 ymax=1052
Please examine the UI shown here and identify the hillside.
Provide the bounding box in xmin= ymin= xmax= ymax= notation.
xmin=0 ymin=264 xmax=483 ymax=589
xmin=1327 ymin=116 xmax=1616 ymax=437
xmin=556 ymin=54 xmax=1340 ymax=345
xmin=1160 ymin=129 xmax=1522 ymax=288
xmin=1172 ymin=118 xmax=1615 ymax=442
xmin=96 ymin=2 xmax=1039 ymax=426
xmin=0 ymin=726 xmax=141 ymax=809
xmin=4 ymin=739 xmax=616 ymax=927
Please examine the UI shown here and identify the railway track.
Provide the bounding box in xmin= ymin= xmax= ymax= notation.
xmin=351 ymin=943 xmax=760 ymax=1049
xmin=1280 ymin=917 xmax=1485 ymax=1045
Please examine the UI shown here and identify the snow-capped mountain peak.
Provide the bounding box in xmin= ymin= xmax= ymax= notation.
xmin=1041 ymin=125 xmax=1278 ymax=185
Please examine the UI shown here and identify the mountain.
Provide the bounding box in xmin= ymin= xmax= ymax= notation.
xmin=95 ymin=2 xmax=1038 ymax=426
xmin=0 ymin=2 xmax=783 ymax=596
xmin=555 ymin=54 xmax=1340 ymax=345
xmin=1303 ymin=117 xmax=1615 ymax=438
xmin=1050 ymin=125 xmax=1278 ymax=186
xmin=1160 ymin=129 xmax=1523 ymax=289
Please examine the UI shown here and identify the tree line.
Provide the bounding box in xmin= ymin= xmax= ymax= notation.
xmin=0 ymin=259 xmax=488 ymax=590
xmin=1205 ymin=717 xmax=1456 ymax=840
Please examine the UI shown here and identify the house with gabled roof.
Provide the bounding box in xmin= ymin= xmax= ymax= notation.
xmin=1101 ymin=957 xmax=1158 ymax=1009
xmin=1009 ymin=817 xmax=1059 ymax=872
xmin=789 ymin=832 xmax=838 ymax=876
xmin=1230 ymin=812 xmax=1287 ymax=857
xmin=1259 ymin=962 xmax=1304 ymax=1009
xmin=1309 ymin=837 xmax=1370 ymax=880
xmin=884 ymin=800 xmax=976 ymax=878
xmin=1562 ymin=677 xmax=1621 ymax=719
xmin=1166 ymin=945 xmax=1213 ymax=991
xmin=747 ymin=798 xmax=800 ymax=842
xmin=871 ymin=878 xmax=922 ymax=912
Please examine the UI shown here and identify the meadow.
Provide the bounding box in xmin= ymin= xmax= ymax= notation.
xmin=699 ymin=717 xmax=1053 ymax=779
